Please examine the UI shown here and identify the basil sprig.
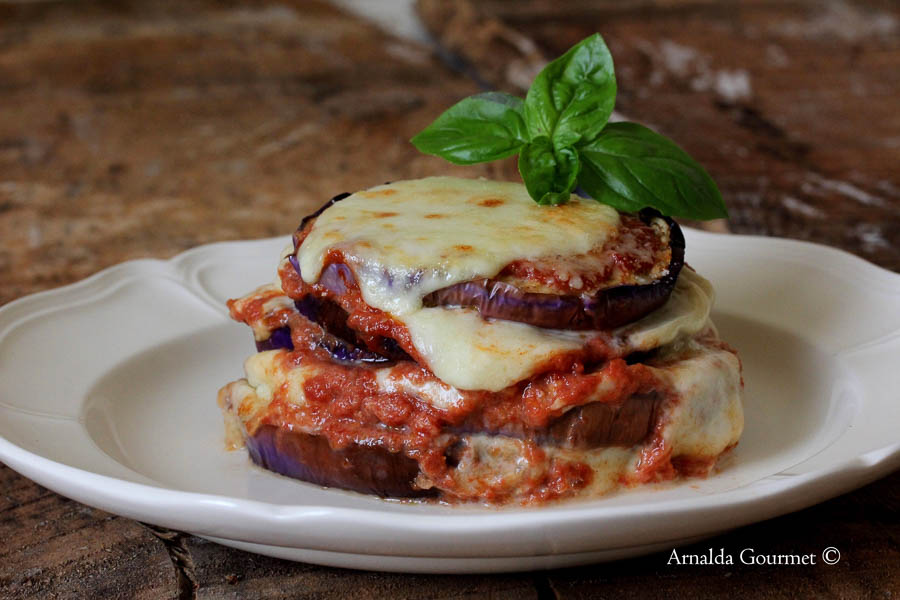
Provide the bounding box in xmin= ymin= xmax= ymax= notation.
xmin=411 ymin=34 xmax=727 ymax=219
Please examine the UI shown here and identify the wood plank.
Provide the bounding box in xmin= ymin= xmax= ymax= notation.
xmin=183 ymin=535 xmax=538 ymax=599
xmin=0 ymin=465 xmax=175 ymax=599
xmin=0 ymin=0 xmax=510 ymax=307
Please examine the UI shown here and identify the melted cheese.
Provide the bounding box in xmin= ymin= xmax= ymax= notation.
xmin=374 ymin=369 xmax=464 ymax=412
xmin=244 ymin=350 xmax=314 ymax=407
xmin=402 ymin=308 xmax=589 ymax=391
xmin=654 ymin=340 xmax=744 ymax=458
xmin=297 ymin=176 xmax=620 ymax=315
xmin=400 ymin=268 xmax=713 ymax=391
xmin=614 ymin=267 xmax=714 ymax=354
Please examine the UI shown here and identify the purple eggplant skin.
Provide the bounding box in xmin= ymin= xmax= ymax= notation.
xmin=292 ymin=192 xmax=351 ymax=252
xmin=290 ymin=262 xmax=412 ymax=363
xmin=288 ymin=256 xmax=355 ymax=299
xmin=449 ymin=393 xmax=660 ymax=449
xmin=294 ymin=294 xmax=361 ymax=346
xmin=250 ymin=297 xmax=399 ymax=364
xmin=255 ymin=326 xmax=294 ymax=352
xmin=293 ymin=295 xmax=403 ymax=364
xmin=314 ymin=262 xmax=355 ymax=296
xmin=253 ymin=314 xmax=391 ymax=363
xmin=546 ymin=393 xmax=660 ymax=448
xmin=423 ymin=209 xmax=685 ymax=330
xmin=316 ymin=333 xmax=394 ymax=364
xmin=246 ymin=424 xmax=435 ymax=498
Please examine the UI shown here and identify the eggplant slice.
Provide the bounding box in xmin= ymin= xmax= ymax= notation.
xmin=547 ymin=393 xmax=660 ymax=448
xmin=244 ymin=392 xmax=659 ymax=497
xmin=450 ymin=393 xmax=660 ymax=449
xmin=423 ymin=209 xmax=685 ymax=330
xmin=247 ymin=424 xmax=434 ymax=498
xmin=245 ymin=390 xmax=659 ymax=497
xmin=294 ymin=294 xmax=407 ymax=364
xmin=255 ymin=326 xmax=293 ymax=352
xmin=248 ymin=295 xmax=402 ymax=364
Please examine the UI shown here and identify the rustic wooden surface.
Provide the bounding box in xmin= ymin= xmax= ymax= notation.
xmin=1 ymin=0 xmax=898 ymax=598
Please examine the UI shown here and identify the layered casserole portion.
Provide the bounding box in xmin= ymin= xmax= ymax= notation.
xmin=218 ymin=177 xmax=743 ymax=504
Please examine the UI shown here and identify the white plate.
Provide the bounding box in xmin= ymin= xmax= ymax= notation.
xmin=1 ymin=230 xmax=899 ymax=573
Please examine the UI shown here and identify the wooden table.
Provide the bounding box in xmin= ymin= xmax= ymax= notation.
xmin=1 ymin=1 xmax=898 ymax=597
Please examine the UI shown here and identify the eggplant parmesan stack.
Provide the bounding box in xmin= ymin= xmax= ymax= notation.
xmin=218 ymin=176 xmax=743 ymax=505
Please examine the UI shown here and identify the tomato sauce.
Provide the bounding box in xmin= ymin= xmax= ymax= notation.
xmin=227 ymin=287 xmax=293 ymax=335
xmin=278 ymin=249 xmax=428 ymax=365
xmin=498 ymin=214 xmax=670 ymax=294
xmin=525 ymin=460 xmax=595 ymax=504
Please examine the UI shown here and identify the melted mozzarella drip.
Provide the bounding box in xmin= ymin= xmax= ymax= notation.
xmin=374 ymin=369 xmax=464 ymax=412
xmin=653 ymin=340 xmax=744 ymax=458
xmin=401 ymin=268 xmax=713 ymax=391
xmin=244 ymin=350 xmax=315 ymax=408
xmin=297 ymin=177 xmax=620 ymax=315
xmin=402 ymin=308 xmax=590 ymax=391
xmin=614 ymin=267 xmax=714 ymax=354
xmin=237 ymin=271 xmax=713 ymax=392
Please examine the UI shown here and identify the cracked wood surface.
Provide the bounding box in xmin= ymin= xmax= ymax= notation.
xmin=1 ymin=0 xmax=899 ymax=598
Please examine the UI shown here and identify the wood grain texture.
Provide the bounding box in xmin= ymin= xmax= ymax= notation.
xmin=543 ymin=472 xmax=900 ymax=600
xmin=182 ymin=536 xmax=538 ymax=600
xmin=0 ymin=0 xmax=514 ymax=307
xmin=0 ymin=466 xmax=175 ymax=599
xmin=1 ymin=0 xmax=898 ymax=598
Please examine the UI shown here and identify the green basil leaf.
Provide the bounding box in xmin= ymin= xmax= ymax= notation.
xmin=518 ymin=138 xmax=581 ymax=205
xmin=578 ymin=122 xmax=728 ymax=219
xmin=410 ymin=92 xmax=528 ymax=165
xmin=523 ymin=33 xmax=616 ymax=149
